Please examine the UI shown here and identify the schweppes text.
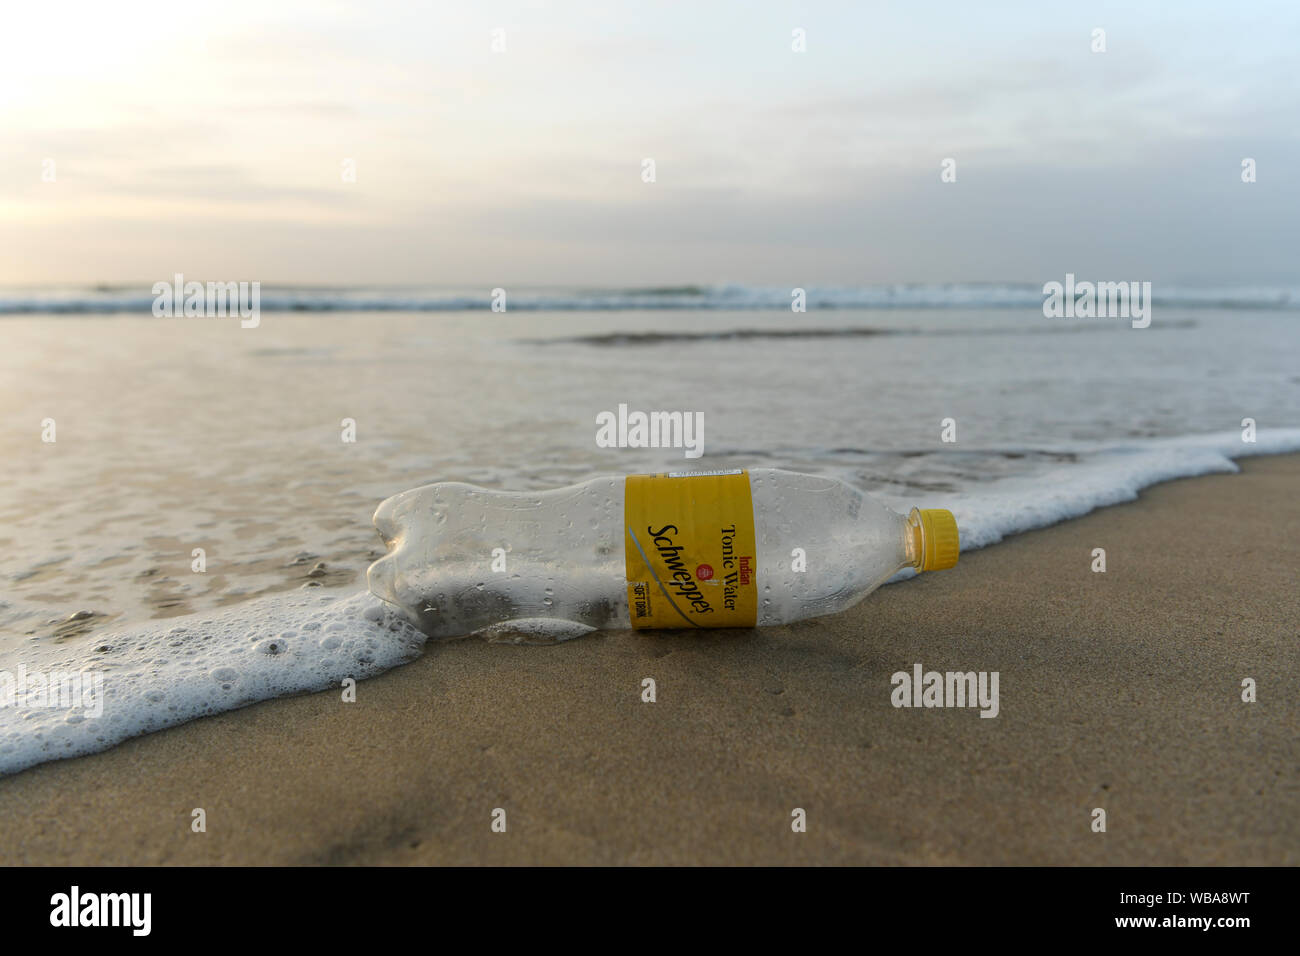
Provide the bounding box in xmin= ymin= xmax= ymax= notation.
xmin=647 ymin=524 xmax=712 ymax=612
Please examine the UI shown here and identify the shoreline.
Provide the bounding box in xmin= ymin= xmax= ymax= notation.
xmin=0 ymin=454 xmax=1296 ymax=865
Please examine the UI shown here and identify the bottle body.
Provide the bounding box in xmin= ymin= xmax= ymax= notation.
xmin=367 ymin=468 xmax=955 ymax=641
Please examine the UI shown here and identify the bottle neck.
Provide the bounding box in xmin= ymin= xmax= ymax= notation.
xmin=905 ymin=508 xmax=926 ymax=572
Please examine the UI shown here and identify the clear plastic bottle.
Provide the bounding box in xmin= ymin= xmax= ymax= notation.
xmin=367 ymin=468 xmax=958 ymax=642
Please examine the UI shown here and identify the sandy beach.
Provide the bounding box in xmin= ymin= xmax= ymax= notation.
xmin=1 ymin=454 xmax=1295 ymax=866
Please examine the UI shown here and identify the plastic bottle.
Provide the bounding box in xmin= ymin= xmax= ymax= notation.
xmin=367 ymin=468 xmax=959 ymax=641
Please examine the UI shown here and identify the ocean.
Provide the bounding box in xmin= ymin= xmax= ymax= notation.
xmin=1 ymin=286 xmax=1298 ymax=774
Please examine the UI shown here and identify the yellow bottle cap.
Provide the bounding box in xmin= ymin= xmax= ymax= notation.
xmin=916 ymin=508 xmax=960 ymax=572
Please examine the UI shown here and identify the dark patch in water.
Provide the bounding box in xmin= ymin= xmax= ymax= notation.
xmin=49 ymin=610 xmax=108 ymax=641
xmin=617 ymin=285 xmax=709 ymax=296
xmin=248 ymin=347 xmax=335 ymax=359
xmin=12 ymin=557 xmax=70 ymax=583
xmin=525 ymin=319 xmax=1197 ymax=348
xmin=527 ymin=327 xmax=898 ymax=346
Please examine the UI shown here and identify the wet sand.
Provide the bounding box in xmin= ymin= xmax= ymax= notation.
xmin=1 ymin=455 xmax=1296 ymax=865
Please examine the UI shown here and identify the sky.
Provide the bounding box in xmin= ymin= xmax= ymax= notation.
xmin=2 ymin=0 xmax=1297 ymax=287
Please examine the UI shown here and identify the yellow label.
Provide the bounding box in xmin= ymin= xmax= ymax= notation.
xmin=624 ymin=469 xmax=757 ymax=629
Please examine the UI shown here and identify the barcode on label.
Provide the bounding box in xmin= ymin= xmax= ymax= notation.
xmin=665 ymin=469 xmax=744 ymax=479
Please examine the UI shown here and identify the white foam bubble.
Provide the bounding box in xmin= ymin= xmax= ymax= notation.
xmin=879 ymin=429 xmax=1300 ymax=577
xmin=0 ymin=590 xmax=425 ymax=777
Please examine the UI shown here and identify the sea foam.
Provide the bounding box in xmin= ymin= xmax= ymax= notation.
xmin=947 ymin=429 xmax=1300 ymax=550
xmin=0 ymin=590 xmax=424 ymax=776
xmin=876 ymin=429 xmax=1300 ymax=582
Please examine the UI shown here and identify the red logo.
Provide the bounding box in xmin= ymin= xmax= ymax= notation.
xmin=695 ymin=563 xmax=714 ymax=581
